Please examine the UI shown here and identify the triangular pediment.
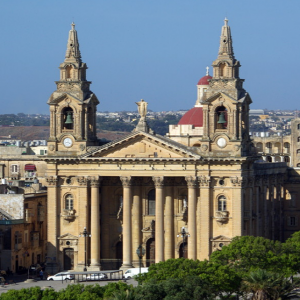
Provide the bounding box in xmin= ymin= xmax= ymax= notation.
xmin=47 ymin=92 xmax=99 ymax=105
xmin=58 ymin=233 xmax=78 ymax=240
xmin=82 ymin=131 xmax=200 ymax=160
xmin=210 ymin=235 xmax=232 ymax=242
xmin=205 ymin=92 xmax=237 ymax=104
xmin=47 ymin=92 xmax=82 ymax=105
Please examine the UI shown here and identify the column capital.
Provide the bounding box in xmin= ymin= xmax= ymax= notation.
xmin=46 ymin=176 xmax=58 ymax=186
xmin=185 ymin=176 xmax=197 ymax=188
xmin=152 ymin=176 xmax=164 ymax=188
xmin=89 ymin=176 xmax=102 ymax=187
xmin=199 ymin=175 xmax=211 ymax=187
xmin=77 ymin=176 xmax=88 ymax=186
xmin=120 ymin=176 xmax=132 ymax=187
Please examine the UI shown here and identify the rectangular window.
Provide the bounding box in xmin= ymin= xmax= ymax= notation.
xmin=11 ymin=165 xmax=18 ymax=173
xmin=148 ymin=200 xmax=155 ymax=215
xmin=289 ymin=216 xmax=297 ymax=226
xmin=40 ymin=150 xmax=44 ymax=155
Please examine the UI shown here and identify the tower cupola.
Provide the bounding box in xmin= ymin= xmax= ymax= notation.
xmin=196 ymin=67 xmax=212 ymax=106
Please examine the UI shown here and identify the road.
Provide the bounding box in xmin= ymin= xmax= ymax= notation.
xmin=0 ymin=274 xmax=137 ymax=295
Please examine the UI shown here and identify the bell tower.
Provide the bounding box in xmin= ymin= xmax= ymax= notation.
xmin=47 ymin=23 xmax=99 ymax=155
xmin=200 ymin=19 xmax=252 ymax=157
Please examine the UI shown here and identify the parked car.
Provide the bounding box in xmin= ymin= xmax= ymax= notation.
xmin=123 ymin=268 xmax=148 ymax=279
xmin=86 ymin=273 xmax=107 ymax=281
xmin=47 ymin=272 xmax=74 ymax=281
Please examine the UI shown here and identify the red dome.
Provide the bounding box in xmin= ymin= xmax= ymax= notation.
xmin=197 ymin=75 xmax=212 ymax=85
xmin=178 ymin=107 xmax=203 ymax=127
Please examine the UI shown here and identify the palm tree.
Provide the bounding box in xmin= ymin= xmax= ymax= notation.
xmin=110 ymin=289 xmax=136 ymax=300
xmin=242 ymin=269 xmax=300 ymax=300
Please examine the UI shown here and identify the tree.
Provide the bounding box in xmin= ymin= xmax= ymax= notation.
xmin=210 ymin=236 xmax=285 ymax=276
xmin=136 ymin=258 xmax=241 ymax=299
xmin=282 ymin=231 xmax=300 ymax=275
xmin=135 ymin=277 xmax=215 ymax=300
xmin=241 ymin=269 xmax=300 ymax=300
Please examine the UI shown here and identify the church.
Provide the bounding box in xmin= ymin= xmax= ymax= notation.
xmin=45 ymin=20 xmax=296 ymax=271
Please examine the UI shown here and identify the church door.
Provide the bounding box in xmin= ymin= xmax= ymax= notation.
xmin=179 ymin=242 xmax=188 ymax=258
xmin=115 ymin=241 xmax=122 ymax=270
xmin=146 ymin=238 xmax=155 ymax=267
xmin=64 ymin=248 xmax=74 ymax=270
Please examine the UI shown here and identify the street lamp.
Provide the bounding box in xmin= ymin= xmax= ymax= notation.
xmin=136 ymin=245 xmax=146 ymax=276
xmin=177 ymin=226 xmax=190 ymax=258
xmin=79 ymin=227 xmax=91 ymax=272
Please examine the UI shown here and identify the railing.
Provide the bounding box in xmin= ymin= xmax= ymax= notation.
xmin=0 ymin=219 xmax=24 ymax=225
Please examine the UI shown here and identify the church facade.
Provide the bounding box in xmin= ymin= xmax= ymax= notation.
xmin=45 ymin=20 xmax=295 ymax=272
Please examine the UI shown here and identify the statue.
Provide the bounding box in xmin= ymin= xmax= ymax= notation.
xmin=135 ymin=99 xmax=148 ymax=119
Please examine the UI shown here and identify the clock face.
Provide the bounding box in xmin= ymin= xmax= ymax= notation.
xmin=63 ymin=137 xmax=73 ymax=148
xmin=217 ymin=137 xmax=227 ymax=148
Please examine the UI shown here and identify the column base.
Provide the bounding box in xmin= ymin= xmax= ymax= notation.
xmin=88 ymin=265 xmax=102 ymax=271
xmin=119 ymin=264 xmax=133 ymax=271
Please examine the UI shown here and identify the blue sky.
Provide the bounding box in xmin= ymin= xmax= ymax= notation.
xmin=1 ymin=1 xmax=300 ymax=114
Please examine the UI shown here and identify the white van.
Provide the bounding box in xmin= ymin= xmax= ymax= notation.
xmin=123 ymin=267 xmax=148 ymax=279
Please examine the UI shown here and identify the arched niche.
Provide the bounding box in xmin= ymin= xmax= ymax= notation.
xmin=62 ymin=107 xmax=74 ymax=130
xmin=215 ymin=106 xmax=227 ymax=129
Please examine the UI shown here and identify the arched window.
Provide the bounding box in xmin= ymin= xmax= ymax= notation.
xmin=284 ymin=156 xmax=290 ymax=163
xmin=215 ymin=106 xmax=227 ymax=129
xmin=266 ymin=142 xmax=272 ymax=149
xmin=62 ymin=107 xmax=74 ymax=130
xmin=65 ymin=194 xmax=74 ymax=210
xmin=298 ymin=124 xmax=300 ymax=130
xmin=148 ymin=189 xmax=155 ymax=215
xmin=66 ymin=65 xmax=72 ymax=79
xmin=274 ymin=142 xmax=281 ymax=154
xmin=218 ymin=195 xmax=227 ymax=211
xmin=297 ymin=149 xmax=300 ymax=154
xmin=297 ymin=163 xmax=300 ymax=167
xmin=267 ymin=156 xmax=272 ymax=162
xmin=284 ymin=142 xmax=290 ymax=154
xmin=256 ymin=142 xmax=263 ymax=152
xmin=219 ymin=63 xmax=226 ymax=77
xmin=298 ymin=137 xmax=300 ymax=142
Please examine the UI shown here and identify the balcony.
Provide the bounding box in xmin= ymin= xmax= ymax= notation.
xmin=215 ymin=211 xmax=229 ymax=223
xmin=62 ymin=209 xmax=76 ymax=221
xmin=14 ymin=243 xmax=22 ymax=251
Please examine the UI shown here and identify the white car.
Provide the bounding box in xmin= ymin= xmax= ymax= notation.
xmin=47 ymin=272 xmax=74 ymax=281
xmin=86 ymin=273 xmax=107 ymax=281
xmin=124 ymin=268 xmax=148 ymax=279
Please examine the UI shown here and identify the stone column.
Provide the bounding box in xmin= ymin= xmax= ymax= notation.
xmin=77 ymin=176 xmax=89 ymax=268
xmin=185 ymin=176 xmax=197 ymax=260
xmin=90 ymin=176 xmax=101 ymax=270
xmin=49 ymin=106 xmax=56 ymax=140
xmin=45 ymin=176 xmax=58 ymax=260
xmin=203 ymin=108 xmax=208 ymax=138
xmin=120 ymin=176 xmax=133 ymax=269
xmin=85 ymin=108 xmax=89 ymax=140
xmin=153 ymin=176 xmax=164 ymax=263
xmin=132 ymin=180 xmax=142 ymax=267
xmin=198 ymin=176 xmax=210 ymax=260
xmin=238 ymin=107 xmax=242 ymax=139
xmin=233 ymin=110 xmax=237 ymax=139
xmin=164 ymin=181 xmax=174 ymax=260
